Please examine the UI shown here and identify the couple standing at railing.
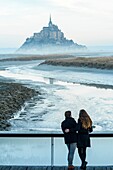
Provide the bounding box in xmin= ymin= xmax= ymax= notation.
xmin=61 ymin=109 xmax=93 ymax=170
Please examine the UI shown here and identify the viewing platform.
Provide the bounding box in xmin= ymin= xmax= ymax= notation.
xmin=0 ymin=132 xmax=113 ymax=169
xmin=0 ymin=166 xmax=113 ymax=170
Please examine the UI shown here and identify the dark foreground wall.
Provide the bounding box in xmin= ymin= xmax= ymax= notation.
xmin=0 ymin=166 xmax=113 ymax=170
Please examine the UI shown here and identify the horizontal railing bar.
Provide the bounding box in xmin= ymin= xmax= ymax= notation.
xmin=0 ymin=132 xmax=113 ymax=137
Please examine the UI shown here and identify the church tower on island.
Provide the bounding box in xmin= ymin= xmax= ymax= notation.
xmin=18 ymin=16 xmax=86 ymax=54
xmin=42 ymin=15 xmax=64 ymax=41
xmin=48 ymin=15 xmax=52 ymax=27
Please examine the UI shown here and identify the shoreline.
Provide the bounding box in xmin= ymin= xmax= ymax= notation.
xmin=0 ymin=81 xmax=39 ymax=131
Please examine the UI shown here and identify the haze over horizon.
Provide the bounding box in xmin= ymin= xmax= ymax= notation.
xmin=0 ymin=0 xmax=113 ymax=49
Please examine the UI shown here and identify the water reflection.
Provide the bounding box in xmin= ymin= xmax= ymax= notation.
xmin=44 ymin=77 xmax=76 ymax=86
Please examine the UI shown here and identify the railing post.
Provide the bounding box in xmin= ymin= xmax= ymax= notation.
xmin=51 ymin=137 xmax=54 ymax=168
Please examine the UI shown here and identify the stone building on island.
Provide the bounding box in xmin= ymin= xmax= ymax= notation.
xmin=18 ymin=16 xmax=86 ymax=54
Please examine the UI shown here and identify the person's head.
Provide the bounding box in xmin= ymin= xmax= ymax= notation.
xmin=79 ymin=109 xmax=92 ymax=129
xmin=65 ymin=110 xmax=71 ymax=118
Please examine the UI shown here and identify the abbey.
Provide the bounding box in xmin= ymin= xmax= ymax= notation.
xmin=18 ymin=16 xmax=86 ymax=53
xmin=33 ymin=16 xmax=66 ymax=43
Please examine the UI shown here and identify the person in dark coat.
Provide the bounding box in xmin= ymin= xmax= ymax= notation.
xmin=61 ymin=111 xmax=80 ymax=170
xmin=77 ymin=109 xmax=93 ymax=169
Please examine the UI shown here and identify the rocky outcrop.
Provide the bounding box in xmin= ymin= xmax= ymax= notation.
xmin=17 ymin=16 xmax=86 ymax=54
xmin=0 ymin=82 xmax=39 ymax=130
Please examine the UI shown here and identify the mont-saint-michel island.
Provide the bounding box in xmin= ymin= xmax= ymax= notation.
xmin=17 ymin=16 xmax=86 ymax=54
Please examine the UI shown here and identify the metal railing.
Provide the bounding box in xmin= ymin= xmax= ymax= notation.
xmin=1 ymin=132 xmax=113 ymax=137
xmin=0 ymin=132 xmax=113 ymax=166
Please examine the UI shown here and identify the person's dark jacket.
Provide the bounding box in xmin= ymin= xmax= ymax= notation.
xmin=61 ymin=117 xmax=80 ymax=144
xmin=77 ymin=118 xmax=93 ymax=148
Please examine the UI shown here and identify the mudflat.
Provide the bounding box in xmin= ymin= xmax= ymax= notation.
xmin=0 ymin=82 xmax=39 ymax=130
xmin=41 ymin=56 xmax=113 ymax=70
xmin=1 ymin=54 xmax=113 ymax=69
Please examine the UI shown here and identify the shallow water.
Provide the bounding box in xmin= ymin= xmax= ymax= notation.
xmin=0 ymin=58 xmax=113 ymax=132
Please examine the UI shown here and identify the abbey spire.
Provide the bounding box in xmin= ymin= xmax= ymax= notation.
xmin=48 ymin=14 xmax=52 ymax=27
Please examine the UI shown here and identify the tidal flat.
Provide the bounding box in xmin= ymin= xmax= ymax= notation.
xmin=1 ymin=54 xmax=113 ymax=70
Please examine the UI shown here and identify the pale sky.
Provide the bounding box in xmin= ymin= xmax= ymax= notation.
xmin=0 ymin=0 xmax=113 ymax=48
